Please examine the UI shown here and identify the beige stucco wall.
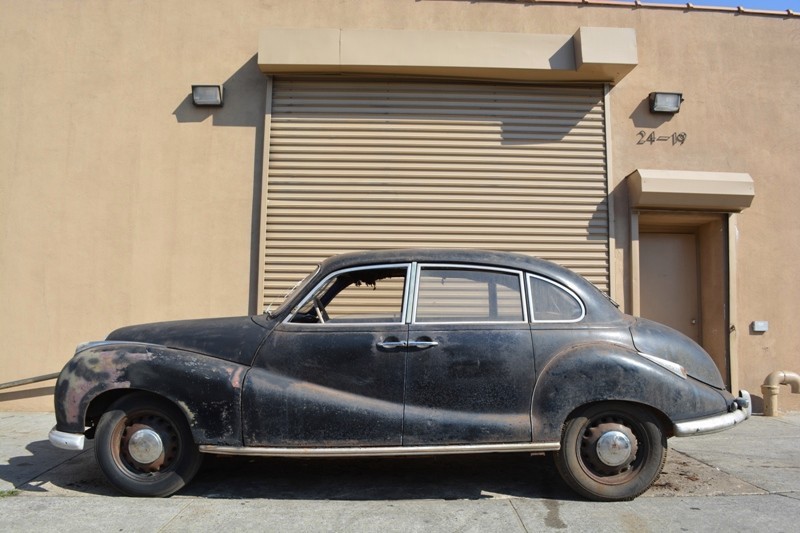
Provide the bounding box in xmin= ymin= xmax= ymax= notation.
xmin=1 ymin=0 xmax=798 ymax=412
xmin=606 ymin=10 xmax=800 ymax=411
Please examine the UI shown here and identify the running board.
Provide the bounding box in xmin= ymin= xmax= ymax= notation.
xmin=199 ymin=442 xmax=560 ymax=458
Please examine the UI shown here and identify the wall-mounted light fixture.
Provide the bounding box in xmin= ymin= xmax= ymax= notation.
xmin=649 ymin=92 xmax=683 ymax=114
xmin=192 ymin=85 xmax=224 ymax=107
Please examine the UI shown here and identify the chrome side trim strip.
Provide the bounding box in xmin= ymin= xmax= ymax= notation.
xmin=673 ymin=390 xmax=752 ymax=437
xmin=200 ymin=442 xmax=560 ymax=458
xmin=637 ymin=351 xmax=688 ymax=380
xmin=48 ymin=427 xmax=85 ymax=451
xmin=75 ymin=340 xmax=166 ymax=355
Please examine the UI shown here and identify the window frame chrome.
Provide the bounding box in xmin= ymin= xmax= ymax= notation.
xmin=269 ymin=265 xmax=321 ymax=317
xmin=283 ymin=263 xmax=412 ymax=326
xmin=526 ymin=273 xmax=586 ymax=324
xmin=411 ymin=263 xmax=529 ymax=325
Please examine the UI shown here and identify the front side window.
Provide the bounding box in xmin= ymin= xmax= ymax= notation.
xmin=290 ymin=265 xmax=408 ymax=324
xmin=528 ymin=274 xmax=585 ymax=322
xmin=414 ymin=267 xmax=525 ymax=323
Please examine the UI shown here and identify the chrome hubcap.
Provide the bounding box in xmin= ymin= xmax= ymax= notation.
xmin=596 ymin=430 xmax=633 ymax=467
xmin=580 ymin=416 xmax=640 ymax=478
xmin=127 ymin=428 xmax=164 ymax=464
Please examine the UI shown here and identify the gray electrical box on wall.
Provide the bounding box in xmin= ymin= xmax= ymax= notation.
xmin=752 ymin=321 xmax=769 ymax=333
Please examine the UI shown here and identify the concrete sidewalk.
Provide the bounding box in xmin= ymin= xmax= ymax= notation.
xmin=1 ymin=411 xmax=799 ymax=532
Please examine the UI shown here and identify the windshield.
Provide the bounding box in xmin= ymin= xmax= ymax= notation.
xmin=265 ymin=265 xmax=320 ymax=317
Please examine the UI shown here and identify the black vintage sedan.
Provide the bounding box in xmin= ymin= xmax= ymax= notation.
xmin=50 ymin=249 xmax=750 ymax=501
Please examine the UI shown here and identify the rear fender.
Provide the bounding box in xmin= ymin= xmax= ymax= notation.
xmin=531 ymin=343 xmax=728 ymax=442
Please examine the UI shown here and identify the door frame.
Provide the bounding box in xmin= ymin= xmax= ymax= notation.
xmin=638 ymin=231 xmax=702 ymax=343
xmin=631 ymin=210 xmax=739 ymax=393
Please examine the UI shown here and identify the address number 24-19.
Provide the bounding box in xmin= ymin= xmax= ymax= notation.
xmin=637 ymin=131 xmax=687 ymax=146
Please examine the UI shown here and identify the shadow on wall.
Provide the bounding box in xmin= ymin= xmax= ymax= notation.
xmin=173 ymin=55 xmax=266 ymax=315
xmin=173 ymin=55 xmax=265 ymax=128
xmin=629 ymin=96 xmax=678 ymax=129
xmin=587 ymin=198 xmax=610 ymax=243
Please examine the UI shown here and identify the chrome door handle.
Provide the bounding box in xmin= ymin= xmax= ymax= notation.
xmin=408 ymin=340 xmax=439 ymax=349
xmin=377 ymin=340 xmax=407 ymax=349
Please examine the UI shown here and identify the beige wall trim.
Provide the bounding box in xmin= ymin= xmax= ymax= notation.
xmin=504 ymin=1 xmax=799 ymax=18
xmin=631 ymin=210 xmax=736 ymax=391
xmin=627 ymin=169 xmax=755 ymax=212
xmin=604 ymin=83 xmax=619 ymax=302
xmin=257 ymin=76 xmax=275 ymax=313
xmin=573 ymin=27 xmax=638 ymax=82
xmin=630 ymin=211 xmax=640 ymax=317
xmin=728 ymin=214 xmax=740 ymax=395
xmin=258 ymin=28 xmax=637 ymax=83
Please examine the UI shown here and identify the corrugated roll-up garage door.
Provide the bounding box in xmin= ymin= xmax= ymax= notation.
xmin=262 ymin=78 xmax=609 ymax=310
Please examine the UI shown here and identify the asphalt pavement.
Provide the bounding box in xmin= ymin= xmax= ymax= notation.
xmin=1 ymin=411 xmax=799 ymax=532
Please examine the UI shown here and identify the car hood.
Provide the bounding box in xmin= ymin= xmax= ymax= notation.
xmin=106 ymin=316 xmax=270 ymax=366
xmin=629 ymin=317 xmax=725 ymax=389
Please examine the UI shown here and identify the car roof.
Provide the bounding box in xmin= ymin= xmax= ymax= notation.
xmin=320 ymin=248 xmax=578 ymax=283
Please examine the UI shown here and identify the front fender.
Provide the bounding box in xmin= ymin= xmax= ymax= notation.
xmin=531 ymin=342 xmax=729 ymax=442
xmin=54 ymin=342 xmax=247 ymax=446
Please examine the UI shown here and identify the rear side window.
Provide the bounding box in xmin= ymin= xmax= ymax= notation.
xmin=528 ymin=274 xmax=585 ymax=322
xmin=414 ymin=267 xmax=525 ymax=323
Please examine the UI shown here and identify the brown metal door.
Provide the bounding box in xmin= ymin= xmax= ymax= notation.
xmin=639 ymin=233 xmax=700 ymax=342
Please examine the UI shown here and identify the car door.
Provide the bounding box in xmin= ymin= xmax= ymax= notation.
xmin=242 ymin=264 xmax=410 ymax=447
xmin=403 ymin=264 xmax=535 ymax=445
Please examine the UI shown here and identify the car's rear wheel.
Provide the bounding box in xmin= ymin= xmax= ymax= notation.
xmin=94 ymin=392 xmax=202 ymax=497
xmin=554 ymin=402 xmax=667 ymax=501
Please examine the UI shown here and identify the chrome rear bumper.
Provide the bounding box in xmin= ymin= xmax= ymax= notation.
xmin=673 ymin=390 xmax=752 ymax=437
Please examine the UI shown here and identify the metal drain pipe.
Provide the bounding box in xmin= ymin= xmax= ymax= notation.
xmin=761 ymin=371 xmax=800 ymax=416
xmin=0 ymin=372 xmax=59 ymax=391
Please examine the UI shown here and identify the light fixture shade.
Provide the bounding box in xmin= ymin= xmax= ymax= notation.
xmin=649 ymin=92 xmax=683 ymax=114
xmin=192 ymin=85 xmax=224 ymax=107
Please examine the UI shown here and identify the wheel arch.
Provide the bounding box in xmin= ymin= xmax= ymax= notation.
xmin=560 ymin=398 xmax=674 ymax=440
xmin=85 ymin=389 xmax=193 ymax=436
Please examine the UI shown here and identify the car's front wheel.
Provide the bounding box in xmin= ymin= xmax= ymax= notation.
xmin=554 ymin=402 xmax=667 ymax=501
xmin=94 ymin=392 xmax=203 ymax=497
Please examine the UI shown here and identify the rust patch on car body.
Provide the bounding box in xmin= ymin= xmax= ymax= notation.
xmin=54 ymin=342 xmax=248 ymax=446
xmin=55 ymin=344 xmax=152 ymax=426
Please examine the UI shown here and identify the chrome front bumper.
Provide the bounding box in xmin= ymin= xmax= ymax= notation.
xmin=673 ymin=389 xmax=752 ymax=437
xmin=49 ymin=427 xmax=86 ymax=451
